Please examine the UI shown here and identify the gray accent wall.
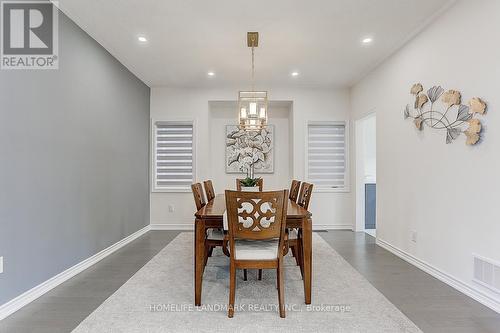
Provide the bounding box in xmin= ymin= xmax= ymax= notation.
xmin=0 ymin=12 xmax=150 ymax=305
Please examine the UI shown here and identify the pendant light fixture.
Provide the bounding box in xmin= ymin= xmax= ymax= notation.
xmin=238 ymin=32 xmax=268 ymax=131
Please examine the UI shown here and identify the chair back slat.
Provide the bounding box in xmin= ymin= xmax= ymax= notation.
xmin=297 ymin=182 xmax=313 ymax=210
xmin=225 ymin=190 xmax=288 ymax=241
xmin=191 ymin=183 xmax=206 ymax=211
xmin=203 ymin=180 xmax=215 ymax=201
xmin=289 ymin=180 xmax=301 ymax=202
xmin=236 ymin=178 xmax=263 ymax=191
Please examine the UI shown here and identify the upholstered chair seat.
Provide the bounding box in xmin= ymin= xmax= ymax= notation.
xmin=207 ymin=228 xmax=224 ymax=241
xmin=234 ymin=239 xmax=279 ymax=260
xmin=288 ymin=228 xmax=298 ymax=239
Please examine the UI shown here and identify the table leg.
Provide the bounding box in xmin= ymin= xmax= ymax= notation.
xmin=194 ymin=218 xmax=205 ymax=306
xmin=302 ymin=217 xmax=312 ymax=304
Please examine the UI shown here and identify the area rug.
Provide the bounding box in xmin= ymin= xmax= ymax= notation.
xmin=72 ymin=233 xmax=421 ymax=332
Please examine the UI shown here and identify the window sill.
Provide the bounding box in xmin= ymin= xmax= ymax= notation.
xmin=152 ymin=188 xmax=192 ymax=193
xmin=313 ymin=187 xmax=350 ymax=193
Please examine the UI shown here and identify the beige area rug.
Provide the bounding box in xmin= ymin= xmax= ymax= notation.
xmin=72 ymin=232 xmax=421 ymax=333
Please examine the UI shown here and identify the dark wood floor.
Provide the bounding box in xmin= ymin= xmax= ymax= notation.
xmin=319 ymin=231 xmax=500 ymax=333
xmin=0 ymin=230 xmax=499 ymax=332
xmin=0 ymin=231 xmax=181 ymax=333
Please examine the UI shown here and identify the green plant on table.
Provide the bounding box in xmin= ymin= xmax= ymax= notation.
xmin=239 ymin=177 xmax=260 ymax=187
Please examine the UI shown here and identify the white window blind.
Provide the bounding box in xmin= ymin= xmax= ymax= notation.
xmin=153 ymin=121 xmax=194 ymax=191
xmin=307 ymin=122 xmax=347 ymax=190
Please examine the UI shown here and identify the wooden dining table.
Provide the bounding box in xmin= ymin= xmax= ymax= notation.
xmin=194 ymin=194 xmax=313 ymax=306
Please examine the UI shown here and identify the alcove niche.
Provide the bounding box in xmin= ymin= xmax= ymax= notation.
xmin=208 ymin=100 xmax=294 ymax=191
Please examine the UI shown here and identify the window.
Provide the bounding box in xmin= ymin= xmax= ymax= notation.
xmin=307 ymin=122 xmax=348 ymax=191
xmin=153 ymin=121 xmax=194 ymax=191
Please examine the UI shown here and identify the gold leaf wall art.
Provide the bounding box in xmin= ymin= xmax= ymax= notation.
xmin=403 ymin=83 xmax=488 ymax=145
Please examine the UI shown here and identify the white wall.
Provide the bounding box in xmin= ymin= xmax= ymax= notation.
xmin=150 ymin=86 xmax=353 ymax=229
xmin=362 ymin=115 xmax=376 ymax=183
xmin=351 ymin=0 xmax=500 ymax=311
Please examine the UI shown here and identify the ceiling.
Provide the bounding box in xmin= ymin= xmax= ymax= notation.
xmin=56 ymin=0 xmax=453 ymax=88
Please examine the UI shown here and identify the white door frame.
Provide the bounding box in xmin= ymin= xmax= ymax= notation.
xmin=354 ymin=112 xmax=376 ymax=232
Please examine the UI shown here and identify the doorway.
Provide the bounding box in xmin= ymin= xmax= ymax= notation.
xmin=355 ymin=113 xmax=376 ymax=236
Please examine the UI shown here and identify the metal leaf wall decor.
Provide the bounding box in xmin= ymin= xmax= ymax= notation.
xmin=404 ymin=83 xmax=488 ymax=145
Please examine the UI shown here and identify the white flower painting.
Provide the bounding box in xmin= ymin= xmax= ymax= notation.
xmin=225 ymin=125 xmax=274 ymax=174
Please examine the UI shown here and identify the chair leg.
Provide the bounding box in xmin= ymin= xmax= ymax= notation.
xmin=243 ymin=269 xmax=247 ymax=281
xmin=222 ymin=238 xmax=230 ymax=257
xmin=292 ymin=245 xmax=300 ymax=266
xmin=204 ymin=245 xmax=210 ymax=267
xmin=208 ymin=246 xmax=214 ymax=257
xmin=277 ymin=260 xmax=285 ymax=318
xmin=291 ymin=245 xmax=296 ymax=258
xmin=276 ymin=267 xmax=279 ymax=289
xmin=228 ymin=263 xmax=236 ymax=318
xmin=297 ymin=237 xmax=304 ymax=279
xmin=258 ymin=269 xmax=262 ymax=281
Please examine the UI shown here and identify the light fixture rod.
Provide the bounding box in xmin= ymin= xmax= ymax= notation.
xmin=248 ymin=32 xmax=258 ymax=92
xmin=251 ymin=43 xmax=255 ymax=92
xmin=239 ymin=32 xmax=267 ymax=132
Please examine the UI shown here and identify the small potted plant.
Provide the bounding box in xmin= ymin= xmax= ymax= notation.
xmin=240 ymin=163 xmax=261 ymax=191
xmin=239 ymin=177 xmax=261 ymax=192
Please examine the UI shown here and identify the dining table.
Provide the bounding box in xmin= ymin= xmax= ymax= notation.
xmin=194 ymin=193 xmax=313 ymax=306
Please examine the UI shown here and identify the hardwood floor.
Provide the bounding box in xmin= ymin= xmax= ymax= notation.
xmin=318 ymin=231 xmax=500 ymax=333
xmin=0 ymin=230 xmax=499 ymax=332
xmin=0 ymin=231 xmax=181 ymax=333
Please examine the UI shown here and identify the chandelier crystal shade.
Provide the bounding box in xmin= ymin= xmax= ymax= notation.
xmin=238 ymin=32 xmax=268 ymax=131
xmin=238 ymin=91 xmax=268 ymax=131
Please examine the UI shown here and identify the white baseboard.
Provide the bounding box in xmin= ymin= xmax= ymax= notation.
xmin=314 ymin=224 xmax=353 ymax=231
xmin=149 ymin=223 xmax=352 ymax=231
xmin=149 ymin=223 xmax=193 ymax=231
xmin=376 ymin=238 xmax=500 ymax=314
xmin=0 ymin=225 xmax=151 ymax=321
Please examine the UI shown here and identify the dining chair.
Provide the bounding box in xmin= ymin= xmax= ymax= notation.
xmin=297 ymin=182 xmax=313 ymax=210
xmin=203 ymin=180 xmax=216 ymax=202
xmin=191 ymin=183 xmax=206 ymax=211
xmin=192 ymin=183 xmax=225 ymax=263
xmin=236 ymin=178 xmax=263 ymax=191
xmin=201 ymin=180 xmax=225 ymax=257
xmin=235 ymin=178 xmax=264 ymax=280
xmin=289 ymin=180 xmax=301 ymax=202
xmin=289 ymin=182 xmax=314 ymax=277
xmin=225 ymin=189 xmax=289 ymax=318
xmin=286 ymin=179 xmax=301 ymax=264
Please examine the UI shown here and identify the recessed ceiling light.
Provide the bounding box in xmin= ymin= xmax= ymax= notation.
xmin=138 ymin=36 xmax=148 ymax=43
xmin=362 ymin=37 xmax=373 ymax=45
xmin=207 ymin=71 xmax=215 ymax=77
xmin=291 ymin=71 xmax=299 ymax=77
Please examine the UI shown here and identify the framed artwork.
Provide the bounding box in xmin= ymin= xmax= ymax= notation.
xmin=225 ymin=125 xmax=274 ymax=174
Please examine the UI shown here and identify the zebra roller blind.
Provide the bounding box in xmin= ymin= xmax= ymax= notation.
xmin=307 ymin=122 xmax=347 ymax=189
xmin=154 ymin=121 xmax=194 ymax=191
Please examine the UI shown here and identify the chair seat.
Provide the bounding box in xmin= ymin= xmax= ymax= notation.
xmin=234 ymin=239 xmax=279 ymax=260
xmin=207 ymin=228 xmax=224 ymax=241
xmin=289 ymin=229 xmax=298 ymax=240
